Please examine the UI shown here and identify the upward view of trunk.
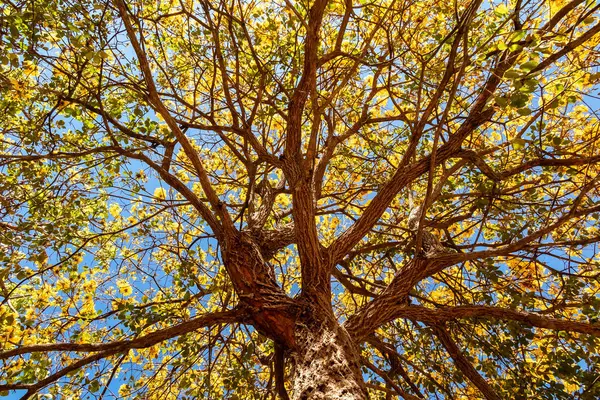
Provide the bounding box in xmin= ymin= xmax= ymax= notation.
xmin=6 ymin=1 xmax=600 ymax=399
xmin=222 ymin=237 xmax=368 ymax=398
xmin=290 ymin=307 xmax=367 ymax=400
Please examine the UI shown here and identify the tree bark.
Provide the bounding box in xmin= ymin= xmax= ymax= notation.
xmin=221 ymin=232 xmax=368 ymax=399
xmin=291 ymin=311 xmax=367 ymax=400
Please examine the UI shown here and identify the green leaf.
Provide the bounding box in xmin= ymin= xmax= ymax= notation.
xmin=90 ymin=380 xmax=100 ymax=393
xmin=504 ymin=69 xmax=521 ymax=79
xmin=517 ymin=107 xmax=532 ymax=116
xmin=553 ymin=136 xmax=562 ymax=146
xmin=509 ymin=43 xmax=523 ymax=52
xmin=520 ymin=61 xmax=538 ymax=72
xmin=494 ymin=4 xmax=509 ymax=17
xmin=513 ymin=138 xmax=526 ymax=149
xmin=524 ymin=78 xmax=538 ymax=88
xmin=4 ymin=314 xmax=15 ymax=325
xmin=583 ymin=16 xmax=596 ymax=24
xmin=510 ymin=93 xmax=529 ymax=108
xmin=16 ymin=271 xmax=28 ymax=280
xmin=510 ymin=30 xmax=526 ymax=42
xmin=495 ymin=96 xmax=509 ymax=107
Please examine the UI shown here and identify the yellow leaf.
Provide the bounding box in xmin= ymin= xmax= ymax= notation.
xmin=153 ymin=187 xmax=166 ymax=200
xmin=116 ymin=279 xmax=133 ymax=296
xmin=109 ymin=203 xmax=122 ymax=218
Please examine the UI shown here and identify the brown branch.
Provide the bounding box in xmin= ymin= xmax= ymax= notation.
xmin=362 ymin=358 xmax=425 ymax=400
xmin=111 ymin=146 xmax=222 ymax=234
xmin=281 ymin=0 xmax=331 ymax=302
xmin=328 ymin=0 xmax=600 ymax=267
xmin=0 ymin=309 xmax=244 ymax=360
xmin=527 ymin=22 xmax=600 ymax=76
xmin=345 ymin=194 xmax=600 ymax=341
xmin=333 ymin=267 xmax=377 ymax=297
xmin=327 ymin=44 xmax=514 ymax=266
xmin=0 ymin=349 xmax=122 ymax=399
xmin=430 ymin=325 xmax=501 ymax=400
xmin=284 ymin=0 xmax=329 ymax=159
xmin=385 ymin=305 xmax=600 ymax=337
xmin=366 ymin=336 xmax=426 ymax=398
xmin=456 ymin=150 xmax=600 ymax=182
xmin=55 ymin=94 xmax=169 ymax=146
xmin=442 ymin=202 xmax=600 ymax=265
xmin=0 ymin=146 xmax=124 ymax=166
xmin=114 ymin=0 xmax=232 ymax=235
xmin=541 ymin=0 xmax=587 ymax=33
xmin=251 ymin=223 xmax=296 ymax=260
xmin=274 ymin=342 xmax=290 ymax=400
xmin=343 ymin=257 xmax=430 ymax=340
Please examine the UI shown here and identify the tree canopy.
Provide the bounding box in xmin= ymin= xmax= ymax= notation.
xmin=1 ymin=0 xmax=600 ymax=398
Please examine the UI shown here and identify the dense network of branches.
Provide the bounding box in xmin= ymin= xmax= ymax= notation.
xmin=1 ymin=0 xmax=600 ymax=398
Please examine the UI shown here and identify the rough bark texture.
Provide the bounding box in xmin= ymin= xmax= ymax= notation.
xmin=221 ymin=232 xmax=298 ymax=348
xmin=5 ymin=2 xmax=600 ymax=399
xmin=291 ymin=315 xmax=367 ymax=400
xmin=222 ymin=232 xmax=369 ymax=399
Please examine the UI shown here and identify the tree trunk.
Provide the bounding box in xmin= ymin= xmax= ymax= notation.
xmin=222 ymin=235 xmax=368 ymax=398
xmin=290 ymin=311 xmax=367 ymax=400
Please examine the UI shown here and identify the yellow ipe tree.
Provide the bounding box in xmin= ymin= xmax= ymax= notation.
xmin=2 ymin=0 xmax=600 ymax=398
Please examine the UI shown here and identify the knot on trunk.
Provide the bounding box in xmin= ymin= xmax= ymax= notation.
xmin=407 ymin=203 xmax=453 ymax=257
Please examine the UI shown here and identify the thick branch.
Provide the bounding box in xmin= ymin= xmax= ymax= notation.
xmin=327 ymin=56 xmax=505 ymax=265
xmin=327 ymin=0 xmax=599 ymax=266
xmin=430 ymin=325 xmax=501 ymax=400
xmin=345 ymin=198 xmax=600 ymax=340
xmin=0 ymin=309 xmax=244 ymax=360
xmin=283 ymin=0 xmax=332 ymax=303
xmin=382 ymin=305 xmax=600 ymax=337
xmin=284 ymin=0 xmax=329 ymax=159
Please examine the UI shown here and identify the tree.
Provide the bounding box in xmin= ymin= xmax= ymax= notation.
xmin=1 ymin=0 xmax=600 ymax=398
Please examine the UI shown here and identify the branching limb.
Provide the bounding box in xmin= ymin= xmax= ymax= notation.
xmin=365 ymin=336 xmax=425 ymax=398
xmin=345 ymin=177 xmax=600 ymax=340
xmin=274 ymin=342 xmax=290 ymax=400
xmin=362 ymin=358 xmax=425 ymax=400
xmin=430 ymin=325 xmax=501 ymax=400
xmin=0 ymin=309 xmax=244 ymax=360
xmin=114 ymin=0 xmax=234 ymax=234
xmin=327 ymin=0 xmax=598 ymax=267
xmin=383 ymin=305 xmax=600 ymax=337
xmin=0 ymin=349 xmax=122 ymax=400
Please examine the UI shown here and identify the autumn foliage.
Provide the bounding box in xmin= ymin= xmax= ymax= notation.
xmin=1 ymin=0 xmax=600 ymax=399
